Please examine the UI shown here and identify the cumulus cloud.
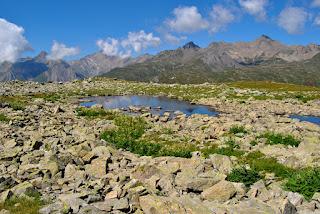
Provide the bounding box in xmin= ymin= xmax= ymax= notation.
xmin=166 ymin=6 xmax=208 ymax=33
xmin=312 ymin=0 xmax=320 ymax=7
xmin=239 ymin=0 xmax=268 ymax=20
xmin=0 ymin=18 xmax=30 ymax=63
xmin=47 ymin=41 xmax=80 ymax=60
xmin=96 ymin=38 xmax=123 ymax=57
xmin=97 ymin=30 xmax=160 ymax=58
xmin=163 ymin=32 xmax=186 ymax=44
xmin=278 ymin=7 xmax=308 ymax=34
xmin=121 ymin=31 xmax=160 ymax=52
xmin=208 ymin=5 xmax=236 ymax=34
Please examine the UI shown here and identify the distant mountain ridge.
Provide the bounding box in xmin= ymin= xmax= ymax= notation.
xmin=0 ymin=35 xmax=320 ymax=85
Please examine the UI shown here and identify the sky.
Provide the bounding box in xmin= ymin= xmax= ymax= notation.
xmin=0 ymin=0 xmax=320 ymax=62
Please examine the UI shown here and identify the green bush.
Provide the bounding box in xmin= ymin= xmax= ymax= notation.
xmin=259 ymin=132 xmax=300 ymax=147
xmin=0 ymin=191 xmax=43 ymax=214
xmin=226 ymin=167 xmax=262 ymax=187
xmin=285 ymin=168 xmax=320 ymax=200
xmin=0 ymin=113 xmax=9 ymax=122
xmin=245 ymin=151 xmax=294 ymax=178
xmin=101 ymin=115 xmax=195 ymax=158
xmin=201 ymin=140 xmax=244 ymax=158
xmin=229 ymin=125 xmax=248 ymax=134
xmin=250 ymin=140 xmax=258 ymax=146
xmin=76 ymin=107 xmax=117 ymax=119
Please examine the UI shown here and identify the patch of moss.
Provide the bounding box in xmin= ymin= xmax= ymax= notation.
xmin=258 ymin=132 xmax=300 ymax=147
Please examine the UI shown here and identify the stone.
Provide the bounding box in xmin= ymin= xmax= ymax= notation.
xmin=11 ymin=182 xmax=34 ymax=196
xmin=92 ymin=201 xmax=113 ymax=212
xmin=113 ymin=198 xmax=129 ymax=211
xmin=282 ymin=199 xmax=297 ymax=214
xmin=201 ymin=180 xmax=236 ymax=202
xmin=209 ymin=154 xmax=233 ymax=174
xmin=58 ymin=194 xmax=88 ymax=213
xmin=85 ymin=157 xmax=107 ymax=178
xmin=287 ymin=192 xmax=304 ymax=206
xmin=53 ymin=106 xmax=64 ymax=114
xmin=78 ymin=205 xmax=107 ymax=214
xmin=39 ymin=202 xmax=69 ymax=214
xmin=0 ymin=190 xmax=13 ymax=203
xmin=105 ymin=190 xmax=118 ymax=199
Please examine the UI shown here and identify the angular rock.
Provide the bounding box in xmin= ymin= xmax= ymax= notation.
xmin=201 ymin=180 xmax=236 ymax=202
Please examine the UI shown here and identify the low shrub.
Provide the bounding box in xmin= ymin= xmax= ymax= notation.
xmin=284 ymin=168 xmax=320 ymax=200
xmin=259 ymin=132 xmax=300 ymax=147
xmin=0 ymin=113 xmax=9 ymax=122
xmin=0 ymin=190 xmax=43 ymax=214
xmin=201 ymin=140 xmax=244 ymax=158
xmin=229 ymin=125 xmax=248 ymax=134
xmin=226 ymin=167 xmax=262 ymax=187
xmin=245 ymin=151 xmax=294 ymax=178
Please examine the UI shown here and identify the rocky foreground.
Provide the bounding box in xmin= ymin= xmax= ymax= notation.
xmin=0 ymin=78 xmax=320 ymax=214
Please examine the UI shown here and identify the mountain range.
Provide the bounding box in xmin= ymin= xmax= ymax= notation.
xmin=1 ymin=35 xmax=320 ymax=86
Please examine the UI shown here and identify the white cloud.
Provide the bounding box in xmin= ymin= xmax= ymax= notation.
xmin=0 ymin=18 xmax=30 ymax=63
xmin=97 ymin=30 xmax=160 ymax=58
xmin=96 ymin=38 xmax=123 ymax=57
xmin=278 ymin=7 xmax=308 ymax=34
xmin=209 ymin=5 xmax=236 ymax=33
xmin=121 ymin=31 xmax=160 ymax=52
xmin=312 ymin=0 xmax=320 ymax=7
xmin=163 ymin=32 xmax=186 ymax=44
xmin=166 ymin=6 xmax=209 ymax=33
xmin=315 ymin=15 xmax=320 ymax=26
xmin=239 ymin=0 xmax=268 ymax=20
xmin=47 ymin=41 xmax=80 ymax=60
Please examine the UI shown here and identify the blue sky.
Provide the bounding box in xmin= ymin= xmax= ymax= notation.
xmin=0 ymin=0 xmax=320 ymax=61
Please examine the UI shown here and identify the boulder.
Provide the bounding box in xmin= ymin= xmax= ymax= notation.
xmin=85 ymin=157 xmax=108 ymax=178
xmin=201 ymin=180 xmax=236 ymax=202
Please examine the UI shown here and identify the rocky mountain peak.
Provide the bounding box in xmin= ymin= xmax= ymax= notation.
xmin=182 ymin=42 xmax=200 ymax=49
xmin=34 ymin=51 xmax=48 ymax=62
xmin=258 ymin=34 xmax=273 ymax=41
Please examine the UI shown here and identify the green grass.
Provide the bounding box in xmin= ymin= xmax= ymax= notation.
xmin=244 ymin=151 xmax=294 ymax=178
xmin=229 ymin=125 xmax=248 ymax=134
xmin=0 ymin=190 xmax=43 ymax=214
xmin=101 ymin=114 xmax=196 ymax=158
xmin=76 ymin=107 xmax=117 ymax=119
xmin=229 ymin=81 xmax=320 ymax=92
xmin=226 ymin=167 xmax=262 ymax=187
xmin=0 ymin=96 xmax=27 ymax=111
xmin=31 ymin=93 xmax=61 ymax=102
xmin=0 ymin=113 xmax=9 ymax=122
xmin=201 ymin=140 xmax=244 ymax=158
xmin=284 ymin=168 xmax=320 ymax=200
xmin=258 ymin=132 xmax=300 ymax=147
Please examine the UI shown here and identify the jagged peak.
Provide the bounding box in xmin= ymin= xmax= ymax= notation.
xmin=257 ymin=35 xmax=274 ymax=42
xmin=182 ymin=41 xmax=200 ymax=49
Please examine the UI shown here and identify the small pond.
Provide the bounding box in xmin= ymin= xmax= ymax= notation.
xmin=290 ymin=115 xmax=320 ymax=126
xmin=80 ymin=95 xmax=218 ymax=117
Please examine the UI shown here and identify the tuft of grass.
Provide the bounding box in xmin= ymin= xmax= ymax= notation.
xmin=201 ymin=140 xmax=244 ymax=158
xmin=229 ymin=125 xmax=248 ymax=135
xmin=0 ymin=96 xmax=26 ymax=111
xmin=284 ymin=168 xmax=320 ymax=201
xmin=101 ymin=114 xmax=195 ymax=158
xmin=0 ymin=190 xmax=43 ymax=214
xmin=244 ymin=151 xmax=294 ymax=178
xmin=258 ymin=132 xmax=300 ymax=147
xmin=31 ymin=93 xmax=61 ymax=102
xmin=0 ymin=113 xmax=9 ymax=122
xmin=76 ymin=107 xmax=117 ymax=119
xmin=226 ymin=167 xmax=262 ymax=187
xmin=250 ymin=140 xmax=258 ymax=146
